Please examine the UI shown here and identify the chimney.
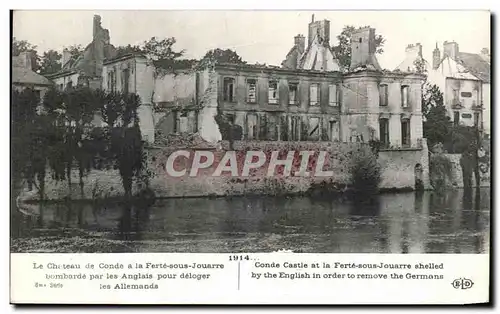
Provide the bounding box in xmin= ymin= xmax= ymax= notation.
xmin=432 ymin=42 xmax=441 ymax=70
xmin=349 ymin=27 xmax=381 ymax=71
xmin=18 ymin=51 xmax=33 ymax=70
xmin=294 ymin=34 xmax=305 ymax=55
xmin=308 ymin=16 xmax=330 ymax=46
xmin=405 ymin=43 xmax=423 ymax=57
xmin=443 ymin=41 xmax=459 ymax=60
xmin=93 ymin=15 xmax=102 ymax=40
xmin=62 ymin=48 xmax=72 ymax=67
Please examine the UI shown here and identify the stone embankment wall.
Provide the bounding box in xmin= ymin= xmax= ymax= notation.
xmin=19 ymin=140 xmax=431 ymax=202
xmin=440 ymin=153 xmax=490 ymax=188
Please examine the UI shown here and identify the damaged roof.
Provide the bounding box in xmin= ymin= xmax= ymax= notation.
xmin=12 ymin=66 xmax=52 ymax=86
xmin=457 ymin=52 xmax=490 ymax=83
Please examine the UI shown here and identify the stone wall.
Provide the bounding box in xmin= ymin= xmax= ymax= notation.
xmin=19 ymin=140 xmax=431 ymax=202
xmin=378 ymin=145 xmax=430 ymax=190
xmin=145 ymin=141 xmax=365 ymax=198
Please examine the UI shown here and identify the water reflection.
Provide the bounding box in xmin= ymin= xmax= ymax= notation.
xmin=11 ymin=189 xmax=490 ymax=253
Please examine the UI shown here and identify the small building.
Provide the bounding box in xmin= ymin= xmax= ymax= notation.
xmin=426 ymin=42 xmax=490 ymax=135
xmin=12 ymin=51 xmax=52 ymax=97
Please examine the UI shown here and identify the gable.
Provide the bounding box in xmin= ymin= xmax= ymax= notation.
xmin=297 ymin=34 xmax=340 ymax=72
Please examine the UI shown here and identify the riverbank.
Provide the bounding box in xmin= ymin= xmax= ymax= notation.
xmin=18 ymin=185 xmax=421 ymax=207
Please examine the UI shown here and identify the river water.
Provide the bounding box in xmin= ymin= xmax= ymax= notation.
xmin=11 ymin=188 xmax=490 ymax=253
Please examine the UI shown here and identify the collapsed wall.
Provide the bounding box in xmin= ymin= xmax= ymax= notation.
xmin=198 ymin=69 xmax=222 ymax=144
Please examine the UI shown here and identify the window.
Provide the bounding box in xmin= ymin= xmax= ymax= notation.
xmin=379 ymin=119 xmax=389 ymax=147
xmin=454 ymin=111 xmax=460 ymax=126
xmin=310 ymin=84 xmax=319 ymax=106
xmin=173 ymin=111 xmax=196 ymax=134
xmin=379 ymin=84 xmax=388 ymax=106
xmin=267 ymin=115 xmax=279 ymax=141
xmin=452 ymin=89 xmax=459 ymax=104
xmin=401 ymin=120 xmax=411 ymax=147
xmin=223 ymin=77 xmax=235 ymax=102
xmin=172 ymin=111 xmax=178 ymax=133
xmin=329 ymin=120 xmax=339 ymax=141
xmin=178 ymin=112 xmax=189 ymax=133
xmin=246 ymin=79 xmax=256 ymax=103
xmin=122 ymin=69 xmax=130 ymax=94
xmin=59 ymin=84 xmax=63 ymax=90
xmin=268 ymin=81 xmax=278 ymax=104
xmin=66 ymin=80 xmax=73 ymax=89
xmin=247 ymin=113 xmax=258 ymax=140
xmin=308 ymin=117 xmax=320 ymax=141
xmin=461 ymin=92 xmax=472 ymax=98
xmin=34 ymin=90 xmax=41 ymax=102
xmin=289 ymin=83 xmax=298 ymax=105
xmin=328 ymin=84 xmax=339 ymax=106
xmin=474 ymin=112 xmax=480 ymax=128
xmin=226 ymin=113 xmax=235 ymax=124
xmin=401 ymin=85 xmax=409 ymax=108
xmin=290 ymin=116 xmax=301 ymax=141
xmin=108 ymin=70 xmax=116 ymax=92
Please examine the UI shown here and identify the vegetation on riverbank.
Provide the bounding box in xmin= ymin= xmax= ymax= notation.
xmin=12 ymin=86 xmax=152 ymax=203
xmin=307 ymin=146 xmax=381 ymax=199
xmin=423 ymin=83 xmax=486 ymax=190
xmin=429 ymin=154 xmax=454 ymax=190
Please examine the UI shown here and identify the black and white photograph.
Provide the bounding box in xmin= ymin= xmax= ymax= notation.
xmin=11 ymin=10 xmax=491 ymax=256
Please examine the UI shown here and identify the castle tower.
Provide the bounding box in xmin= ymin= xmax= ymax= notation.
xmin=349 ymin=27 xmax=381 ymax=71
xmin=308 ymin=14 xmax=331 ymax=46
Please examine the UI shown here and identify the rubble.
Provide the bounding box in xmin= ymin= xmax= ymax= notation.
xmin=154 ymin=132 xmax=219 ymax=149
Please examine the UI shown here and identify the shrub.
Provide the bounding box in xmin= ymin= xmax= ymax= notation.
xmin=429 ymin=154 xmax=453 ymax=190
xmin=349 ymin=148 xmax=381 ymax=195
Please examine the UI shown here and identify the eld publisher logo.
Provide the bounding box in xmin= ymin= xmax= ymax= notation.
xmin=452 ymin=278 xmax=474 ymax=290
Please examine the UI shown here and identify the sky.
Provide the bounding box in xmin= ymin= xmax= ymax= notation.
xmin=12 ymin=10 xmax=490 ymax=70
